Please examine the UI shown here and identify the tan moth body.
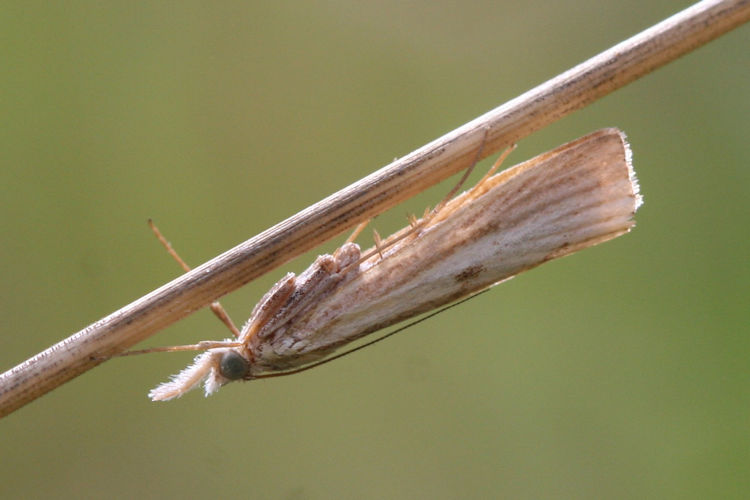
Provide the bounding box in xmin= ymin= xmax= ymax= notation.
xmin=149 ymin=128 xmax=642 ymax=401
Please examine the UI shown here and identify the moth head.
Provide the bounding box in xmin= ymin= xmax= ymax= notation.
xmin=149 ymin=346 xmax=251 ymax=401
xmin=217 ymin=349 xmax=250 ymax=381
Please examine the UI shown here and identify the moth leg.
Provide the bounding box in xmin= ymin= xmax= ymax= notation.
xmin=148 ymin=219 xmax=241 ymax=338
xmin=428 ymin=127 xmax=491 ymax=220
xmin=343 ymin=219 xmax=370 ymax=245
xmin=353 ymin=131 xmax=511 ymax=266
xmin=114 ymin=340 xmax=243 ymax=357
xmin=332 ymin=218 xmax=370 ymax=263
xmin=372 ymin=229 xmax=384 ymax=259
xmin=466 ymin=143 xmax=517 ymax=198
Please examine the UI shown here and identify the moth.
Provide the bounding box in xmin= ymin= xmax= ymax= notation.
xmin=148 ymin=128 xmax=642 ymax=401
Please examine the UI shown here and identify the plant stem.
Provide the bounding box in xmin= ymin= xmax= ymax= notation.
xmin=1 ymin=0 xmax=748 ymax=418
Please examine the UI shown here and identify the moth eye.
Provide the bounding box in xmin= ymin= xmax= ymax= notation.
xmin=219 ymin=351 xmax=249 ymax=380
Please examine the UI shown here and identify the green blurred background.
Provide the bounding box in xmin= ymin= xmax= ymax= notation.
xmin=1 ymin=1 xmax=747 ymax=498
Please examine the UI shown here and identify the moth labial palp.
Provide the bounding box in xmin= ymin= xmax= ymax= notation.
xmin=149 ymin=127 xmax=642 ymax=401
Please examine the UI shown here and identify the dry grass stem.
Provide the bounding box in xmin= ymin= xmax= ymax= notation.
xmin=1 ymin=0 xmax=748 ymax=417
